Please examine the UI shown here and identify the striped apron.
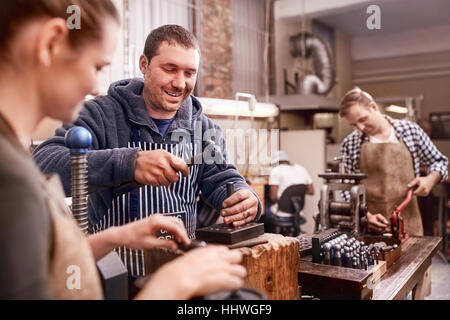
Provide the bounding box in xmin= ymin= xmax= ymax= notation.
xmin=93 ymin=126 xmax=200 ymax=277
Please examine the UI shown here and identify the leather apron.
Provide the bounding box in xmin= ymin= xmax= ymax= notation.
xmin=0 ymin=112 xmax=102 ymax=299
xmin=43 ymin=174 xmax=103 ymax=299
xmin=359 ymin=137 xmax=423 ymax=236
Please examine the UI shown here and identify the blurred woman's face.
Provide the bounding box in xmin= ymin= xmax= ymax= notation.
xmin=39 ymin=18 xmax=119 ymax=123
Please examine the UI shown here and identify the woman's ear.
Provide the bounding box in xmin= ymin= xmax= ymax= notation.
xmin=36 ymin=18 xmax=68 ymax=68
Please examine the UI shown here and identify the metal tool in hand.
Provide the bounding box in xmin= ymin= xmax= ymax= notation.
xmin=195 ymin=181 xmax=264 ymax=244
xmin=391 ymin=189 xmax=412 ymax=244
xmin=115 ymin=139 xmax=228 ymax=195
xmin=178 ymin=240 xmax=207 ymax=252
xmin=185 ymin=139 xmax=227 ymax=170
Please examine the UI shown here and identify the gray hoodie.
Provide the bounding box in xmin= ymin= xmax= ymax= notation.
xmin=33 ymin=78 xmax=260 ymax=230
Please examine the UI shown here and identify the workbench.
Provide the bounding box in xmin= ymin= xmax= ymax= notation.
xmin=372 ymin=236 xmax=441 ymax=300
xmin=298 ymin=236 xmax=442 ymax=300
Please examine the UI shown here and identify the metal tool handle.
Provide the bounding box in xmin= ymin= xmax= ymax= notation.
xmin=185 ymin=139 xmax=227 ymax=170
xmin=227 ymin=182 xmax=235 ymax=197
xmin=394 ymin=189 xmax=413 ymax=213
xmin=178 ymin=240 xmax=207 ymax=252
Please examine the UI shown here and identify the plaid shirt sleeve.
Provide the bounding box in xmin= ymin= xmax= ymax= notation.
xmin=338 ymin=131 xmax=362 ymax=201
xmin=407 ymin=121 xmax=449 ymax=181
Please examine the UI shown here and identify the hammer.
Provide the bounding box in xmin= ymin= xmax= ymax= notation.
xmin=115 ymin=140 xmax=228 ymax=194
xmin=185 ymin=139 xmax=227 ymax=170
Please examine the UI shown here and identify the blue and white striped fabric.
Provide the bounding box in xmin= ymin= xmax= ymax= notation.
xmin=339 ymin=115 xmax=448 ymax=200
xmin=93 ymin=141 xmax=200 ymax=276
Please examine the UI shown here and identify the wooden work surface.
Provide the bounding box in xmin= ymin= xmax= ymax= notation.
xmin=298 ymin=235 xmax=441 ymax=300
xmin=372 ymin=236 xmax=441 ymax=300
xmin=298 ymin=259 xmax=373 ymax=299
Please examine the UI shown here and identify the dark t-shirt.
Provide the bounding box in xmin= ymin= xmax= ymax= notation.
xmin=152 ymin=116 xmax=175 ymax=137
xmin=0 ymin=134 xmax=53 ymax=299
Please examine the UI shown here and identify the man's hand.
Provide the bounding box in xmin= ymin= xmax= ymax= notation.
xmin=221 ymin=189 xmax=259 ymax=227
xmin=366 ymin=211 xmax=390 ymax=234
xmin=117 ymin=214 xmax=190 ymax=251
xmin=134 ymin=150 xmax=189 ymax=186
xmin=407 ymin=171 xmax=441 ymax=197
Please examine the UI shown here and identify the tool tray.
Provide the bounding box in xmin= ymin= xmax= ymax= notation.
xmin=357 ymin=235 xmax=402 ymax=268
xmin=296 ymin=233 xmax=402 ymax=300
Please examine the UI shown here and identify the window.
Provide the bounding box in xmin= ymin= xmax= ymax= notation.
xmin=124 ymin=0 xmax=200 ymax=78
xmin=232 ymin=0 xmax=271 ymax=99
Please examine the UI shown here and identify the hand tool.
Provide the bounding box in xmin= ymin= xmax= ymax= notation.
xmin=185 ymin=139 xmax=227 ymax=170
xmin=195 ymin=181 xmax=264 ymax=244
xmin=178 ymin=240 xmax=207 ymax=252
xmin=391 ymin=189 xmax=412 ymax=244
xmin=114 ymin=139 xmax=228 ymax=195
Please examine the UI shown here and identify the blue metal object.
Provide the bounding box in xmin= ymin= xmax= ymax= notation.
xmin=64 ymin=126 xmax=92 ymax=153
xmin=65 ymin=126 xmax=92 ymax=234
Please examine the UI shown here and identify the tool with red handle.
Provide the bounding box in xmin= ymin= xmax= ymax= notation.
xmin=390 ymin=189 xmax=413 ymax=244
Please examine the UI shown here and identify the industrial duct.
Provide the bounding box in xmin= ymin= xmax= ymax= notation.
xmin=289 ymin=32 xmax=335 ymax=95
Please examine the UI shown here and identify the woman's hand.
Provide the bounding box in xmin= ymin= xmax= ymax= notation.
xmin=135 ymin=246 xmax=247 ymax=300
xmin=89 ymin=214 xmax=190 ymax=261
xmin=118 ymin=214 xmax=190 ymax=251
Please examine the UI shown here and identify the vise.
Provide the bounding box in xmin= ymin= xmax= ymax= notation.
xmin=317 ymin=156 xmax=367 ymax=236
xmin=65 ymin=127 xmax=128 ymax=300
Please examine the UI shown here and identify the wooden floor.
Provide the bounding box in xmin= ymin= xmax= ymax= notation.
xmin=424 ymin=255 xmax=450 ymax=300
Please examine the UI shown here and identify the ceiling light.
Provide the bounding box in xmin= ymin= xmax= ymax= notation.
xmin=198 ymin=97 xmax=279 ymax=118
xmin=385 ymin=105 xmax=408 ymax=114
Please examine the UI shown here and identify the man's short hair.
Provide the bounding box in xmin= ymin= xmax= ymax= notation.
xmin=143 ymin=24 xmax=199 ymax=62
xmin=339 ymin=87 xmax=374 ymax=118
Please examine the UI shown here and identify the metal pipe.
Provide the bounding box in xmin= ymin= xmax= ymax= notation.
xmin=289 ymin=32 xmax=335 ymax=95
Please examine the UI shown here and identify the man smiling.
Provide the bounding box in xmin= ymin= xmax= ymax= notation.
xmin=33 ymin=25 xmax=261 ymax=277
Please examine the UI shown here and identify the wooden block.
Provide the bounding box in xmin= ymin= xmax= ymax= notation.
xmin=368 ymin=261 xmax=387 ymax=285
xmin=143 ymin=233 xmax=299 ymax=300
xmin=237 ymin=233 xmax=300 ymax=300
xmin=380 ymin=245 xmax=402 ymax=268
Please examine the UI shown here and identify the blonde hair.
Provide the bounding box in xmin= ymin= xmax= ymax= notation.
xmin=339 ymin=87 xmax=375 ymax=118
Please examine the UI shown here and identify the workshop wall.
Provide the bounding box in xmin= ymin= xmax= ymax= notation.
xmin=212 ymin=117 xmax=278 ymax=176
xmin=199 ymin=0 xmax=233 ymax=99
xmin=353 ymin=51 xmax=450 ymax=119
xmin=353 ymin=51 xmax=450 ymax=160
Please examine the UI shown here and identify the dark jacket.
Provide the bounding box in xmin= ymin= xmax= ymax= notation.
xmin=33 ymin=78 xmax=260 ymax=228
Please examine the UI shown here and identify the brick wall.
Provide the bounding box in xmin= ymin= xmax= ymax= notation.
xmin=199 ymin=0 xmax=233 ymax=98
